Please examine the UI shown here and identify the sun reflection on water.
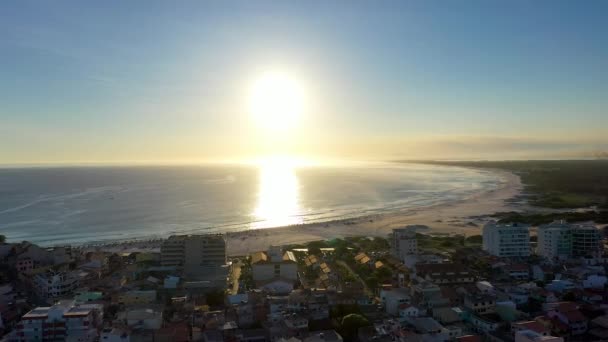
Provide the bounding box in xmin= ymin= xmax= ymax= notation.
xmin=252 ymin=157 xmax=302 ymax=229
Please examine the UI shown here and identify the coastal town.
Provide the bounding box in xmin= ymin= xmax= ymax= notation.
xmin=0 ymin=220 xmax=607 ymax=341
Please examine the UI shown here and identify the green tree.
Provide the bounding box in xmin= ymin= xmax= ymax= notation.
xmin=465 ymin=235 xmax=482 ymax=244
xmin=205 ymin=289 xmax=226 ymax=307
xmin=340 ymin=314 xmax=370 ymax=340
xmin=0 ymin=235 xmax=5 ymax=244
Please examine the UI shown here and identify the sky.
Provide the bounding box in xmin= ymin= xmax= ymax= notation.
xmin=1 ymin=0 xmax=608 ymax=164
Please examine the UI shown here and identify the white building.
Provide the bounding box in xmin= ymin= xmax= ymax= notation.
xmin=119 ymin=308 xmax=163 ymax=330
xmin=390 ymin=226 xmax=418 ymax=262
xmin=32 ymin=270 xmax=79 ymax=299
xmin=515 ymin=330 xmax=564 ymax=342
xmin=380 ymin=288 xmax=411 ymax=316
xmin=537 ymin=221 xmax=603 ymax=260
xmin=483 ymin=222 xmax=530 ymax=257
xmin=537 ymin=221 xmax=573 ymax=260
xmin=251 ymin=246 xmax=298 ymax=283
xmin=15 ymin=300 xmax=103 ymax=342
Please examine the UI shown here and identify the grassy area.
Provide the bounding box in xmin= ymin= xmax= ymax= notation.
xmin=402 ymin=160 xmax=608 ymax=209
xmin=494 ymin=211 xmax=608 ymax=225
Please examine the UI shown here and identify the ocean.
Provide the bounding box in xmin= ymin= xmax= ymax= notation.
xmin=0 ymin=162 xmax=502 ymax=246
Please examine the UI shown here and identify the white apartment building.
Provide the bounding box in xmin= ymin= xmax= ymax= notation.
xmin=15 ymin=300 xmax=103 ymax=341
xmin=483 ymin=222 xmax=530 ymax=257
xmin=390 ymin=226 xmax=419 ymax=262
xmin=537 ymin=221 xmax=603 ymax=260
xmin=537 ymin=221 xmax=572 ymax=260
xmin=33 ymin=270 xmax=79 ymax=299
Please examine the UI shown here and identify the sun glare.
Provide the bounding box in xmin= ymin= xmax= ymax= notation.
xmin=249 ymin=71 xmax=304 ymax=132
xmin=252 ymin=156 xmax=302 ymax=228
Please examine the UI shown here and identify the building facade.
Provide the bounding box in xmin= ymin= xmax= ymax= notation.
xmin=571 ymin=224 xmax=602 ymax=257
xmin=15 ymin=300 xmax=103 ymax=341
xmin=390 ymin=226 xmax=419 ymax=262
xmin=537 ymin=221 xmax=602 ymax=259
xmin=483 ymin=222 xmax=530 ymax=257
xmin=537 ymin=221 xmax=572 ymax=260
xmin=161 ymin=234 xmax=227 ymax=267
xmin=32 ymin=270 xmax=79 ymax=299
xmin=251 ymin=246 xmax=298 ymax=283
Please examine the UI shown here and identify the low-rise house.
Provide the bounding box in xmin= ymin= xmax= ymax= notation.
xmin=16 ymin=257 xmax=34 ymax=274
xmin=32 ymin=270 xmax=79 ymax=299
xmin=116 ymin=290 xmax=157 ymax=305
xmin=432 ymin=307 xmax=462 ymax=325
xmin=515 ymin=330 xmax=564 ymax=342
xmin=100 ymin=327 xmax=130 ymax=342
xmin=415 ymin=263 xmax=475 ymax=284
xmin=74 ymin=291 xmax=103 ymax=304
xmin=505 ymin=264 xmax=530 ymax=280
xmin=15 ymin=300 xmax=103 ymax=342
xmin=304 ymin=330 xmax=343 ymax=342
xmin=469 ymin=313 xmax=502 ymax=333
xmin=164 ymin=275 xmax=180 ymax=288
xmin=464 ymin=293 xmax=496 ymax=314
xmin=252 ymin=246 xmax=297 ymax=281
xmin=545 ymin=279 xmax=575 ymax=293
xmin=119 ymin=307 xmax=163 ymax=330
xmin=589 ymin=315 xmax=608 ymax=340
xmin=398 ymin=304 xmax=420 ymax=320
xmin=380 ymin=288 xmax=411 ymax=316
xmin=546 ymin=302 xmax=588 ymax=335
xmin=411 ymin=317 xmax=450 ymax=341
xmin=512 ymin=321 xmax=549 ymax=336
xmin=582 ymin=274 xmax=607 ymax=289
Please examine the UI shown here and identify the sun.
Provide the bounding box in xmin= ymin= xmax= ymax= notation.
xmin=249 ymin=71 xmax=304 ymax=132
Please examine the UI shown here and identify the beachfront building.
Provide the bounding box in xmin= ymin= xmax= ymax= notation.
xmin=537 ymin=221 xmax=603 ymax=260
xmin=32 ymin=270 xmax=79 ymax=299
xmin=251 ymin=246 xmax=298 ymax=293
xmin=572 ymin=224 xmax=603 ymax=257
xmin=161 ymin=234 xmax=228 ymax=281
xmin=390 ymin=226 xmax=418 ymax=262
xmin=482 ymin=222 xmax=530 ymax=257
xmin=15 ymin=300 xmax=103 ymax=341
xmin=537 ymin=221 xmax=572 ymax=260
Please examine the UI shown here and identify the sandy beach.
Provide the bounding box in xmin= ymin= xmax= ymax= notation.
xmin=86 ymin=168 xmax=525 ymax=256
xmin=224 ymin=169 xmax=524 ymax=256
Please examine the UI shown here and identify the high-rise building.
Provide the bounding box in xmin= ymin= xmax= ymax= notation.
xmin=161 ymin=234 xmax=226 ymax=267
xmin=390 ymin=226 xmax=419 ymax=262
xmin=572 ymin=224 xmax=602 ymax=257
xmin=537 ymin=220 xmax=572 ymax=260
xmin=482 ymin=222 xmax=530 ymax=257
xmin=161 ymin=234 xmax=227 ymax=281
xmin=537 ymin=221 xmax=603 ymax=259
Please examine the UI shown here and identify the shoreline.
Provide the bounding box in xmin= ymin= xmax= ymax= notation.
xmin=224 ymin=168 xmax=524 ymax=255
xmin=84 ymin=167 xmax=525 ymax=256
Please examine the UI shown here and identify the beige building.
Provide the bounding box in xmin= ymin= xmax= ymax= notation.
xmin=161 ymin=234 xmax=227 ymax=280
xmin=251 ymin=246 xmax=298 ymax=283
xmin=391 ymin=226 xmax=419 ymax=262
